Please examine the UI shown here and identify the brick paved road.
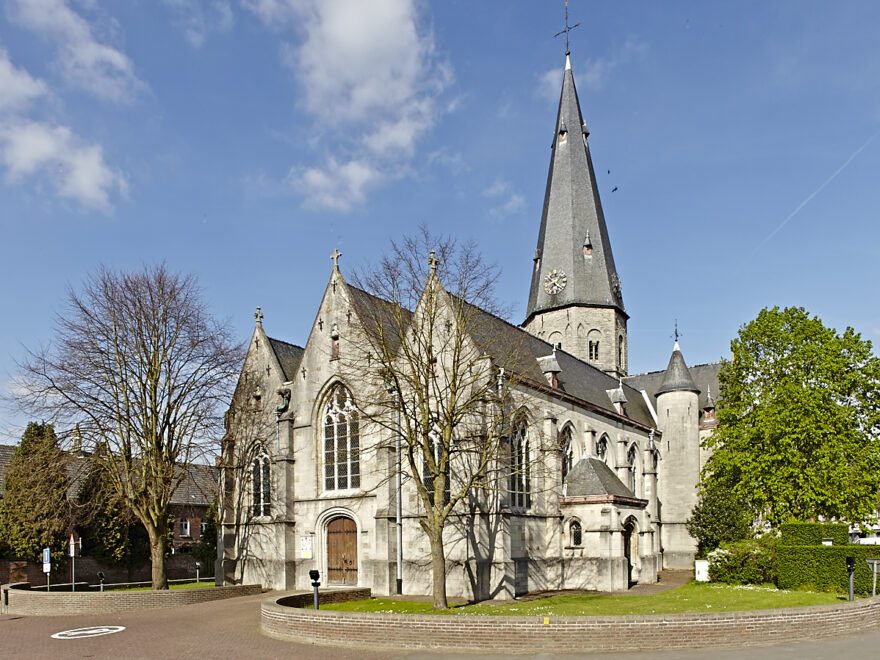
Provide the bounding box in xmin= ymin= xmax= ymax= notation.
xmin=2 ymin=592 xmax=879 ymax=659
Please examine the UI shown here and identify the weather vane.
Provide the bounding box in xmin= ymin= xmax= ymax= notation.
xmin=672 ymin=319 xmax=683 ymax=343
xmin=554 ymin=1 xmax=581 ymax=54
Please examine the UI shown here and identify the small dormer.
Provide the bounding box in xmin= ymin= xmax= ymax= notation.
xmin=606 ymin=379 xmax=627 ymax=415
xmin=537 ymin=348 xmax=562 ymax=388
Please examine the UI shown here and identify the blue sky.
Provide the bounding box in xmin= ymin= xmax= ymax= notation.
xmin=2 ymin=1 xmax=880 ymax=441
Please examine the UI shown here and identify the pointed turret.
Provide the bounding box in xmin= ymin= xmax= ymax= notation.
xmin=657 ymin=341 xmax=700 ymax=395
xmin=522 ymin=53 xmax=628 ymax=376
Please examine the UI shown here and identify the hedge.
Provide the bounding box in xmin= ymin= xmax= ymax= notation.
xmin=778 ymin=545 xmax=880 ymax=594
xmin=779 ymin=522 xmax=849 ymax=546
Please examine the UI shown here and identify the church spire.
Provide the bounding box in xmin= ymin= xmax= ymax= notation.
xmin=524 ymin=53 xmax=625 ymax=326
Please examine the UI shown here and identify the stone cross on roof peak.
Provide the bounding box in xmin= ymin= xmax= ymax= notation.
xmin=254 ymin=306 xmax=264 ymax=325
xmin=331 ymin=248 xmax=342 ymax=269
xmin=428 ymin=249 xmax=439 ymax=275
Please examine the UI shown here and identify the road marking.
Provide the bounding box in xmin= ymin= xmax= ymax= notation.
xmin=51 ymin=626 xmax=126 ymax=639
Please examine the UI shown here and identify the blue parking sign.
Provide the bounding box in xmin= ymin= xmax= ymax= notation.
xmin=42 ymin=547 xmax=50 ymax=564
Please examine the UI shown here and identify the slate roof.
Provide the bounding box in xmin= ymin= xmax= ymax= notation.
xmin=565 ymin=456 xmax=634 ymax=498
xmin=267 ymin=337 xmax=304 ymax=382
xmin=457 ymin=298 xmax=656 ymax=429
xmin=525 ymin=54 xmax=625 ymax=324
xmin=0 ymin=444 xmax=216 ymax=506
xmin=625 ymin=359 xmax=721 ymax=412
xmin=657 ymin=342 xmax=700 ymax=395
xmin=348 ymin=284 xmax=413 ymax=355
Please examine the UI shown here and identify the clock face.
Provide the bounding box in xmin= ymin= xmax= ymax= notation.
xmin=543 ymin=268 xmax=567 ymax=295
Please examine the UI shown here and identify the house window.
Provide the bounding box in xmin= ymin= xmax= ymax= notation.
xmin=509 ymin=418 xmax=530 ymax=508
xmin=589 ymin=340 xmax=600 ymax=361
xmin=560 ymin=427 xmax=574 ymax=483
xmin=251 ymin=451 xmax=271 ymax=517
xmin=323 ymin=384 xmax=360 ymax=491
xmin=180 ymin=518 xmax=191 ymax=537
xmin=571 ymin=521 xmax=582 ymax=546
xmin=627 ymin=444 xmax=638 ymax=494
xmin=596 ymin=435 xmax=608 ymax=461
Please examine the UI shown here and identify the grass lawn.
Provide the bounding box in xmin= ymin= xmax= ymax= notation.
xmin=322 ymin=583 xmax=846 ymax=616
xmin=108 ymin=581 xmax=215 ymax=592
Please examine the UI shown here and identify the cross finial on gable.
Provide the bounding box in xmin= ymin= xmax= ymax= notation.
xmin=254 ymin=307 xmax=264 ymax=325
xmin=553 ymin=1 xmax=581 ymax=55
xmin=428 ymin=249 xmax=439 ymax=275
xmin=331 ymin=248 xmax=342 ymax=269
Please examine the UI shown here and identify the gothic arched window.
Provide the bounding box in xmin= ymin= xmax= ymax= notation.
xmin=509 ymin=418 xmax=530 ymax=509
xmin=323 ymin=384 xmax=360 ymax=491
xmin=596 ymin=434 xmax=608 ymax=462
xmin=560 ymin=426 xmax=574 ymax=483
xmin=251 ymin=451 xmax=271 ymax=517
xmin=627 ymin=444 xmax=638 ymax=494
xmin=570 ymin=520 xmax=582 ymax=546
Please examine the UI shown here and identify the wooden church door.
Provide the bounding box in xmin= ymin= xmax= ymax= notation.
xmin=327 ymin=516 xmax=358 ymax=585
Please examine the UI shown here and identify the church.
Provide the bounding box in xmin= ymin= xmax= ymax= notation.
xmin=219 ymin=50 xmax=721 ymax=599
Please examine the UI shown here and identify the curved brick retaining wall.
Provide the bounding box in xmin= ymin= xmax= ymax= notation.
xmin=261 ymin=593 xmax=880 ymax=653
xmin=1 ymin=582 xmax=262 ymax=616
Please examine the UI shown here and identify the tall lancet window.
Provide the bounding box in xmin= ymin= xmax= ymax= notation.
xmin=509 ymin=418 xmax=531 ymax=509
xmin=627 ymin=444 xmax=638 ymax=494
xmin=251 ymin=451 xmax=271 ymax=517
xmin=596 ymin=435 xmax=609 ymax=462
xmin=560 ymin=427 xmax=574 ymax=484
xmin=323 ymin=384 xmax=360 ymax=491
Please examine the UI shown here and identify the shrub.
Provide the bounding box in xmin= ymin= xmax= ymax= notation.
xmin=708 ymin=535 xmax=778 ymax=585
xmin=779 ymin=522 xmax=849 ymax=546
xmin=778 ymin=545 xmax=880 ymax=594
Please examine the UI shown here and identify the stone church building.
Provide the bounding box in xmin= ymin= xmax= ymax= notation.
xmin=220 ymin=53 xmax=720 ymax=598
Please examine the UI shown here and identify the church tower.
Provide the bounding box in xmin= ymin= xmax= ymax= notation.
xmin=522 ymin=52 xmax=628 ymax=378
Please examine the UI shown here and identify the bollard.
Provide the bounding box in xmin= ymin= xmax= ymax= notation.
xmin=309 ymin=569 xmax=321 ymax=610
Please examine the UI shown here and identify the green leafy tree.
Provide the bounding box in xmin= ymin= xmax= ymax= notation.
xmin=686 ymin=478 xmax=752 ymax=557
xmin=704 ymin=306 xmax=880 ymax=526
xmin=0 ymin=423 xmax=71 ymax=562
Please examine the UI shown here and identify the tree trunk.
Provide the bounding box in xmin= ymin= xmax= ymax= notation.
xmin=428 ymin=525 xmax=448 ymax=609
xmin=147 ymin=523 xmax=169 ymax=590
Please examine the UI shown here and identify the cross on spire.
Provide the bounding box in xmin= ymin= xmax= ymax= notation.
xmin=254 ymin=306 xmax=263 ymax=325
xmin=672 ymin=319 xmax=684 ymax=344
xmin=428 ymin=249 xmax=439 ymax=275
xmin=553 ymin=1 xmax=581 ymax=54
xmin=330 ymin=248 xmax=342 ymax=269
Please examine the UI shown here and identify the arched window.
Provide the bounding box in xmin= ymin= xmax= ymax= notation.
xmin=509 ymin=418 xmax=530 ymax=509
xmin=570 ymin=520 xmax=582 ymax=546
xmin=251 ymin=451 xmax=271 ymax=517
xmin=627 ymin=444 xmax=638 ymax=494
xmin=596 ymin=435 xmax=608 ymax=462
xmin=560 ymin=426 xmax=574 ymax=483
xmin=323 ymin=384 xmax=360 ymax=491
xmin=618 ymin=335 xmax=624 ymax=368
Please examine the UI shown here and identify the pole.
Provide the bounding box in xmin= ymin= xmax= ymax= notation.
xmin=396 ymin=403 xmax=403 ymax=595
xmin=71 ymin=554 xmax=75 ymax=592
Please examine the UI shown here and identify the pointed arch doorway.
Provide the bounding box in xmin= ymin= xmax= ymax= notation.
xmin=623 ymin=519 xmax=638 ymax=587
xmin=327 ymin=516 xmax=358 ymax=585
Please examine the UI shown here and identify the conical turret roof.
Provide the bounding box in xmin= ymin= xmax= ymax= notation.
xmin=525 ymin=53 xmax=625 ymax=324
xmin=657 ymin=341 xmax=700 ymax=395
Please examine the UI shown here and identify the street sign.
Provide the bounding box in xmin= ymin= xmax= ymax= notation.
xmin=42 ymin=547 xmax=50 ymax=564
xmin=43 ymin=562 xmax=51 ymax=574
xmin=68 ymin=533 xmax=76 ymax=558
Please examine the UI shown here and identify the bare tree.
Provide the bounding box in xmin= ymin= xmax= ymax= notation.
xmin=14 ymin=264 xmax=242 ymax=589
xmin=349 ymin=229 xmax=525 ymax=609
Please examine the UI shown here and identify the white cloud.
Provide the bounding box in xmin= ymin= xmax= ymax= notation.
xmin=6 ymin=0 xmax=144 ymax=102
xmin=162 ymin=0 xmax=234 ymax=48
xmin=0 ymin=49 xmax=48 ymax=112
xmin=0 ymin=119 xmax=127 ymax=210
xmin=243 ymin=0 xmax=453 ymax=210
xmin=291 ymin=157 xmax=380 ymax=212
xmin=484 ymin=177 xmax=525 ymax=219
xmin=0 ymin=49 xmax=126 ymax=210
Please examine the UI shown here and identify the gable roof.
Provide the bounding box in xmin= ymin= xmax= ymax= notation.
xmin=565 ymin=456 xmax=634 ymax=498
xmin=267 ymin=337 xmax=304 ymax=382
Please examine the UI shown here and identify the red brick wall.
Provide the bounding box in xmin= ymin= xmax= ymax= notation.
xmin=261 ymin=595 xmax=880 ymax=652
xmin=1 ymin=582 xmax=261 ymax=616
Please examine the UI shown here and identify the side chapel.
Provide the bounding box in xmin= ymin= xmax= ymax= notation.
xmin=220 ymin=51 xmax=720 ymax=598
